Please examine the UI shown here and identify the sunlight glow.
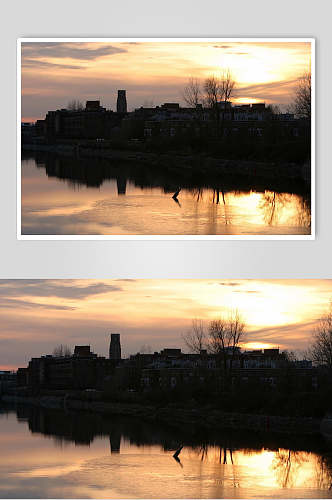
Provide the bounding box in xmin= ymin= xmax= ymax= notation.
xmin=234 ymin=97 xmax=262 ymax=104
xmin=241 ymin=342 xmax=278 ymax=350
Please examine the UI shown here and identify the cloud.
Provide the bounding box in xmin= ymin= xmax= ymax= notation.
xmin=213 ymin=45 xmax=248 ymax=55
xmin=230 ymin=78 xmax=302 ymax=106
xmin=246 ymin=320 xmax=318 ymax=349
xmin=22 ymin=59 xmax=85 ymax=70
xmin=0 ymin=280 xmax=122 ymax=300
xmin=239 ymin=79 xmax=298 ymax=94
xmin=0 ymin=298 xmax=75 ymax=311
xmin=22 ymin=42 xmax=127 ymax=61
xmin=236 ymin=79 xmax=299 ymax=102
xmin=219 ymin=282 xmax=240 ymax=287
xmin=114 ymin=279 xmax=137 ymax=282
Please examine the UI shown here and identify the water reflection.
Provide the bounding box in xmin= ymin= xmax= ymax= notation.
xmin=21 ymin=153 xmax=311 ymax=235
xmin=0 ymin=404 xmax=331 ymax=498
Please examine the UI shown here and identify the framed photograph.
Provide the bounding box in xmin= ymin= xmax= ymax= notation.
xmin=18 ymin=38 xmax=315 ymax=239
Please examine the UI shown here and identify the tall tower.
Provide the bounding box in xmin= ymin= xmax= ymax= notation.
xmin=116 ymin=90 xmax=127 ymax=113
xmin=109 ymin=333 xmax=121 ymax=361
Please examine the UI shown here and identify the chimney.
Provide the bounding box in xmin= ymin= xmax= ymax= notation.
xmin=116 ymin=90 xmax=127 ymax=113
xmin=109 ymin=333 xmax=121 ymax=361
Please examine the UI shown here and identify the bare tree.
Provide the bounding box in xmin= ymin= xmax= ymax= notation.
xmin=204 ymin=76 xmax=220 ymax=109
xmin=220 ymin=69 xmax=236 ymax=116
xmin=182 ymin=319 xmax=206 ymax=353
xmin=203 ymin=76 xmax=222 ymax=131
xmin=208 ymin=310 xmax=246 ymax=381
xmin=307 ymin=302 xmax=332 ymax=367
xmin=52 ymin=344 xmax=72 ymax=357
xmin=293 ymin=72 xmax=311 ymax=119
xmin=183 ymin=77 xmax=202 ymax=108
xmin=203 ymin=70 xmax=236 ymax=127
xmin=67 ymin=99 xmax=84 ymax=111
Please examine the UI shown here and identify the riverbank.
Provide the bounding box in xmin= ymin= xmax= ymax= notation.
xmin=2 ymin=394 xmax=323 ymax=437
xmin=22 ymin=143 xmax=311 ymax=185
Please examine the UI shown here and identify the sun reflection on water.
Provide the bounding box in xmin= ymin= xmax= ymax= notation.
xmin=21 ymin=158 xmax=311 ymax=236
xmin=1 ymin=408 xmax=331 ymax=499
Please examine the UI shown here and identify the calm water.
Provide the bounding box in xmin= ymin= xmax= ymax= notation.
xmin=21 ymin=154 xmax=311 ymax=236
xmin=0 ymin=404 xmax=331 ymax=499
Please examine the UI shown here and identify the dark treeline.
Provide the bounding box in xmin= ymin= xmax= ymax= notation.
xmin=142 ymin=126 xmax=311 ymax=164
xmin=104 ymin=366 xmax=332 ymax=419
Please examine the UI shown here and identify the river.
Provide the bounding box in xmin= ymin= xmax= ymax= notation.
xmin=21 ymin=153 xmax=311 ymax=236
xmin=0 ymin=404 xmax=331 ymax=498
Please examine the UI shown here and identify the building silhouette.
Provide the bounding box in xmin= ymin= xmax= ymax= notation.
xmin=12 ymin=338 xmax=318 ymax=396
xmin=116 ymin=90 xmax=127 ymax=113
xmin=22 ymin=345 xmax=113 ymax=390
xmin=26 ymin=96 xmax=309 ymax=153
xmin=109 ymin=333 xmax=122 ymax=361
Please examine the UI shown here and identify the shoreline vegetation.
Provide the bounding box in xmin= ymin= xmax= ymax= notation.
xmin=22 ymin=143 xmax=311 ymax=188
xmin=2 ymin=393 xmax=329 ymax=439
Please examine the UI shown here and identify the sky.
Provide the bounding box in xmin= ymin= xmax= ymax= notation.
xmin=21 ymin=40 xmax=312 ymax=122
xmin=0 ymin=279 xmax=330 ymax=371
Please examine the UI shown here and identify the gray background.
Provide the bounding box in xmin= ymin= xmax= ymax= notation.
xmin=0 ymin=0 xmax=330 ymax=278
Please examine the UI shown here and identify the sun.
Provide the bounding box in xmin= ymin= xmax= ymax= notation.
xmin=236 ymin=58 xmax=275 ymax=84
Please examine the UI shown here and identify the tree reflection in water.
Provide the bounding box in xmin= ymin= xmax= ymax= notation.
xmin=272 ymin=449 xmax=332 ymax=490
xmin=315 ymin=453 xmax=332 ymax=491
xmin=188 ymin=443 xmax=240 ymax=489
xmin=272 ymin=449 xmax=308 ymax=488
xmin=188 ymin=187 xmax=310 ymax=229
xmin=259 ymin=191 xmax=311 ymax=228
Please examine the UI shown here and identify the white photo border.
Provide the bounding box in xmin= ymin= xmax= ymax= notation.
xmin=17 ymin=37 xmax=316 ymax=241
